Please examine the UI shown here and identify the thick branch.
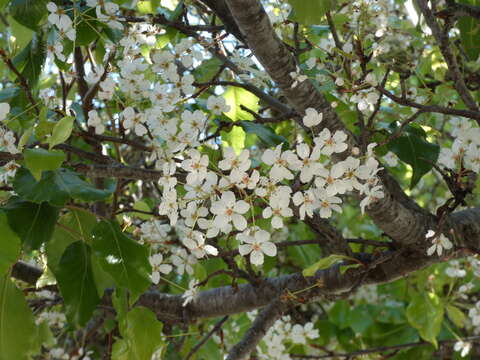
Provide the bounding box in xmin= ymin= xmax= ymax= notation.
xmin=11 ymin=207 xmax=480 ymax=326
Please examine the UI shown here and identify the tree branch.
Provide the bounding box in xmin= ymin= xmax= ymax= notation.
xmin=185 ymin=316 xmax=229 ymax=360
xmin=376 ymin=85 xmax=480 ymax=121
xmin=9 ymin=206 xmax=480 ymax=327
xmin=226 ymin=298 xmax=288 ymax=360
xmin=415 ymin=0 xmax=480 ymax=118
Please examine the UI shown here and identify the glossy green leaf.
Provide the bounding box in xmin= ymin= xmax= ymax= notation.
xmin=18 ymin=127 xmax=33 ymax=151
xmin=0 ymin=87 xmax=20 ymax=102
xmin=288 ymin=0 xmax=336 ymax=25
xmin=0 ymin=211 xmax=21 ymax=276
xmin=55 ymin=241 xmax=101 ymax=326
xmin=221 ymin=126 xmax=246 ymax=154
xmin=0 ymin=275 xmax=39 ymax=360
xmin=446 ymin=304 xmax=466 ymax=328
xmin=23 ymin=148 xmax=66 ymax=181
xmin=223 ymin=87 xmax=259 ymax=121
xmin=406 ymin=293 xmax=444 ymax=348
xmin=328 ymin=300 xmax=350 ymax=329
xmin=113 ymin=307 xmax=164 ymax=360
xmin=75 ymin=7 xmax=99 ymax=46
xmin=387 ymin=124 xmax=439 ymax=188
xmin=48 ymin=116 xmax=74 ymax=149
xmin=14 ymin=167 xmax=112 ymax=206
xmin=238 ymin=121 xmax=288 ymax=147
xmin=193 ymin=57 xmax=222 ymax=82
xmin=13 ymin=31 xmax=46 ymax=88
xmin=303 ymin=254 xmax=357 ymax=277
xmin=8 ymin=16 xmax=34 ymax=50
xmin=92 ymin=220 xmax=151 ymax=302
xmin=46 ymin=208 xmax=97 ymax=274
xmin=3 ymin=197 xmax=58 ymax=250
xmin=9 ymin=0 xmax=48 ymax=30
xmin=458 ymin=0 xmax=480 ymax=61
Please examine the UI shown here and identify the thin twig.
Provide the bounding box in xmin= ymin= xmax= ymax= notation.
xmin=185 ymin=316 xmax=229 ymax=360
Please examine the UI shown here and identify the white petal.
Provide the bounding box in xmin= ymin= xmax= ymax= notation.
xmin=222 ymin=191 xmax=236 ymax=207
xmin=159 ymin=264 xmax=172 ymax=274
xmin=238 ymin=244 xmax=253 ymax=255
xmin=151 ymin=271 xmax=160 ymax=284
xmin=232 ymin=214 xmax=247 ymax=230
xmin=234 ymin=200 xmax=250 ymax=214
xmin=263 ymin=207 xmax=273 ymax=219
xmin=260 ymin=242 xmax=277 ymax=257
xmin=250 ymin=250 xmax=264 ymax=265
xmin=271 ymin=216 xmax=283 ymax=229
xmin=426 ymin=244 xmax=436 ymax=256
xmin=204 ymin=245 xmax=218 ymax=256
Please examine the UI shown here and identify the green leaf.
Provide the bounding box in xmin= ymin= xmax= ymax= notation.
xmin=23 ymin=148 xmax=65 ymax=181
xmin=13 ymin=31 xmax=46 ymax=88
xmin=221 ymin=126 xmax=246 ymax=154
xmin=75 ymin=7 xmax=99 ymax=46
xmin=9 ymin=0 xmax=48 ymax=30
xmin=91 ymin=220 xmax=151 ymax=302
xmin=113 ymin=307 xmax=164 ymax=360
xmin=18 ymin=127 xmax=33 ymax=151
xmin=55 ymin=241 xmax=101 ymax=326
xmin=288 ymin=0 xmax=336 ymax=25
xmin=7 ymin=16 xmax=33 ymax=50
xmin=339 ymin=263 xmax=362 ymax=274
xmin=349 ymin=304 xmax=374 ymax=333
xmin=303 ymin=254 xmax=357 ymax=277
xmin=223 ymin=87 xmax=259 ymax=121
xmin=238 ymin=121 xmax=288 ymax=147
xmin=328 ymin=300 xmax=350 ymax=329
xmin=458 ymin=0 xmax=480 ymax=61
xmin=446 ymin=304 xmax=466 ymax=328
xmin=46 ymin=208 xmax=97 ymax=274
xmin=0 ymin=211 xmax=21 ymax=276
xmin=14 ymin=167 xmax=112 ymax=206
xmin=0 ymin=87 xmax=20 ymax=102
xmin=406 ymin=293 xmax=444 ymax=348
xmin=32 ymin=321 xmax=55 ymax=350
xmin=0 ymin=275 xmax=39 ymax=360
xmin=387 ymin=124 xmax=439 ymax=188
xmin=193 ymin=57 xmax=222 ymax=82
xmin=3 ymin=197 xmax=58 ymax=250
xmin=48 ymin=116 xmax=74 ymax=149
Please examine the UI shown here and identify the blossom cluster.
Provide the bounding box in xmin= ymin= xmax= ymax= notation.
xmin=439 ymin=118 xmax=480 ymax=173
xmin=255 ymin=314 xmax=319 ymax=360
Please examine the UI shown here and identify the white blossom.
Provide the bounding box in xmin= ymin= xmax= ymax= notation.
xmin=87 ymin=110 xmax=105 ymax=134
xmin=238 ymin=228 xmax=277 ymax=266
xmin=210 ymin=191 xmax=250 ymax=231
xmin=122 ymin=107 xmax=147 ymax=136
xmin=182 ymin=279 xmax=199 ymax=306
xmin=149 ymin=254 xmax=172 ymax=284
xmin=426 ymin=230 xmax=453 ymax=256
xmin=207 ymin=95 xmax=230 ymax=115
xmin=263 ymin=192 xmax=293 ymax=228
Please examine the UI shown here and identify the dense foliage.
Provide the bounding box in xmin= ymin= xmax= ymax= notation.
xmin=0 ymin=0 xmax=480 ymax=359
